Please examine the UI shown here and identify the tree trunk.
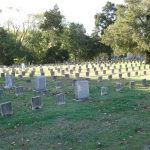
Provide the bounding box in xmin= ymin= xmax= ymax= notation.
xmin=145 ymin=51 xmax=150 ymax=64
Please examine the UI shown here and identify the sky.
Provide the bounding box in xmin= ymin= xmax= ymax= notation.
xmin=0 ymin=0 xmax=125 ymax=35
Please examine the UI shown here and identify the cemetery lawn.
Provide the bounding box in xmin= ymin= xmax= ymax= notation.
xmin=0 ymin=72 xmax=150 ymax=150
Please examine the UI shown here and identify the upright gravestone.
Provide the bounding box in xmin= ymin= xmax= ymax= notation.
xmin=0 ymin=89 xmax=3 ymax=98
xmin=18 ymin=74 xmax=22 ymax=80
xmin=31 ymin=96 xmax=41 ymax=110
xmin=98 ymin=76 xmax=102 ymax=82
xmin=1 ymin=101 xmax=13 ymax=116
xmin=72 ymin=79 xmax=77 ymax=86
xmin=74 ymin=80 xmax=90 ymax=102
xmin=55 ymin=81 xmax=62 ymax=89
xmin=130 ymin=81 xmax=135 ymax=88
xmin=101 ymin=87 xmax=107 ymax=95
xmin=142 ymin=79 xmax=146 ymax=86
xmin=26 ymin=79 xmax=31 ymax=84
xmin=33 ymin=76 xmax=48 ymax=93
xmin=116 ymin=83 xmax=122 ymax=91
xmin=56 ymin=93 xmax=66 ymax=105
xmin=15 ymin=86 xmax=23 ymax=96
xmin=4 ymin=75 xmax=15 ymax=89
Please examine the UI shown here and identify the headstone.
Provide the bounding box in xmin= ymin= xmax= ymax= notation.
xmin=116 ymin=83 xmax=122 ymax=91
xmin=86 ymin=72 xmax=89 ymax=77
xmin=33 ymin=76 xmax=48 ymax=93
xmin=65 ymin=74 xmax=69 ymax=79
xmin=30 ymin=73 xmax=34 ymax=78
xmin=72 ymin=79 xmax=77 ymax=86
xmin=135 ymin=71 xmax=138 ymax=76
xmin=55 ymin=81 xmax=62 ymax=89
xmin=130 ymin=81 xmax=135 ymax=88
xmin=22 ymin=71 xmax=25 ymax=76
xmin=0 ymin=89 xmax=3 ymax=98
xmin=18 ymin=75 xmax=22 ymax=80
xmin=1 ymin=101 xmax=13 ymax=116
xmin=21 ymin=63 xmax=25 ymax=70
xmin=31 ymin=96 xmax=42 ymax=110
xmin=143 ymin=71 xmax=146 ymax=75
xmin=95 ymin=71 xmax=98 ymax=76
xmin=118 ymin=73 xmax=122 ymax=79
xmin=127 ymin=72 xmax=130 ymax=77
xmin=108 ymin=75 xmax=112 ymax=80
xmin=74 ymin=80 xmax=90 ymax=101
xmin=101 ymin=87 xmax=107 ymax=95
xmin=111 ymin=69 xmax=114 ymax=74
xmin=15 ymin=86 xmax=23 ymax=96
xmin=98 ymin=76 xmax=102 ymax=82
xmin=56 ymin=93 xmax=66 ymax=105
xmin=53 ymin=76 xmax=57 ymax=81
xmin=142 ymin=79 xmax=146 ymax=86
xmin=1 ymin=73 xmax=5 ymax=78
xmin=75 ymin=73 xmax=79 ymax=78
xmin=26 ymin=79 xmax=31 ymax=84
xmin=4 ymin=75 xmax=15 ymax=89
xmin=103 ymin=70 xmax=106 ymax=75
xmin=41 ymin=72 xmax=45 ymax=76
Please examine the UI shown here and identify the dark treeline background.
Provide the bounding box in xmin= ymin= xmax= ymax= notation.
xmin=0 ymin=0 xmax=150 ymax=65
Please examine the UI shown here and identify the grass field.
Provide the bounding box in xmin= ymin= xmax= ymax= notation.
xmin=0 ymin=62 xmax=150 ymax=150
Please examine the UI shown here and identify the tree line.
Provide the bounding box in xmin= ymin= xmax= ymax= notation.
xmin=0 ymin=0 xmax=150 ymax=65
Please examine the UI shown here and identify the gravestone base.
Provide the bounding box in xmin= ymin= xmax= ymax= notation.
xmin=33 ymin=89 xmax=48 ymax=93
xmin=73 ymin=98 xmax=90 ymax=102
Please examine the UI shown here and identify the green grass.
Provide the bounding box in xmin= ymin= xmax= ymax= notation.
xmin=0 ymin=62 xmax=150 ymax=150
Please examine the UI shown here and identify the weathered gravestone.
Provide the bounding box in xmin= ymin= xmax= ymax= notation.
xmin=18 ymin=75 xmax=22 ymax=80
xmin=75 ymin=73 xmax=79 ymax=78
xmin=31 ymin=96 xmax=41 ymax=110
xmin=53 ymin=76 xmax=57 ymax=81
xmin=72 ymin=79 xmax=77 ymax=86
xmin=4 ymin=75 xmax=15 ymax=89
xmin=142 ymin=79 xmax=146 ymax=86
xmin=65 ymin=74 xmax=69 ymax=79
xmin=116 ymin=83 xmax=122 ymax=91
xmin=98 ymin=76 xmax=102 ymax=82
xmin=15 ymin=86 xmax=23 ymax=96
xmin=55 ymin=81 xmax=62 ymax=89
xmin=1 ymin=73 xmax=5 ymax=78
xmin=56 ymin=93 xmax=66 ymax=105
xmin=101 ymin=87 xmax=107 ymax=95
xmin=0 ymin=89 xmax=3 ymax=98
xmin=33 ymin=76 xmax=48 ymax=93
xmin=1 ymin=101 xmax=13 ymax=116
xmin=130 ymin=81 xmax=135 ymax=88
xmin=108 ymin=75 xmax=112 ymax=80
xmin=26 ymin=79 xmax=31 ymax=84
xmin=74 ymin=80 xmax=90 ymax=102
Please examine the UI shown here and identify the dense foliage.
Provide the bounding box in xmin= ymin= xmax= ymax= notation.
xmin=0 ymin=0 xmax=150 ymax=65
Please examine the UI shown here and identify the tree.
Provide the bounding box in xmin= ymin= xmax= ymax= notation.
xmin=44 ymin=46 xmax=69 ymax=63
xmin=0 ymin=27 xmax=16 ymax=65
xmin=61 ymin=22 xmax=86 ymax=61
xmin=94 ymin=1 xmax=117 ymax=60
xmin=40 ymin=4 xmax=63 ymax=47
xmin=102 ymin=0 xmax=150 ymax=63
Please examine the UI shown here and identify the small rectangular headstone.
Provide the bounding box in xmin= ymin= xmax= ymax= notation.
xmin=15 ymin=86 xmax=23 ymax=96
xmin=116 ymin=83 xmax=122 ymax=91
xmin=1 ymin=101 xmax=13 ymax=116
xmin=98 ymin=76 xmax=102 ymax=82
xmin=72 ymin=79 xmax=77 ymax=86
xmin=130 ymin=81 xmax=135 ymax=88
xmin=18 ymin=75 xmax=22 ymax=80
xmin=26 ymin=79 xmax=31 ymax=84
xmin=0 ymin=89 xmax=3 ymax=98
xmin=75 ymin=73 xmax=79 ymax=78
xmin=4 ymin=75 xmax=15 ymax=89
xmin=34 ymin=76 xmax=48 ymax=93
xmin=31 ymin=96 xmax=41 ymax=110
xmin=65 ymin=74 xmax=69 ymax=79
xmin=108 ymin=75 xmax=112 ymax=80
xmin=142 ymin=79 xmax=146 ymax=86
xmin=101 ymin=87 xmax=107 ymax=95
xmin=55 ymin=81 xmax=62 ymax=89
xmin=74 ymin=80 xmax=89 ymax=101
xmin=56 ymin=93 xmax=66 ymax=105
